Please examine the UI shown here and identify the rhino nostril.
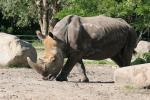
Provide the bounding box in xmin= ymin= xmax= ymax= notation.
xmin=42 ymin=70 xmax=49 ymax=77
xmin=42 ymin=74 xmax=55 ymax=81
xmin=42 ymin=76 xmax=48 ymax=80
xmin=48 ymin=74 xmax=55 ymax=80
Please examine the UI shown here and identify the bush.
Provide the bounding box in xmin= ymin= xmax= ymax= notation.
xmin=131 ymin=58 xmax=146 ymax=65
xmin=131 ymin=52 xmax=150 ymax=65
xmin=32 ymin=40 xmax=43 ymax=48
xmin=143 ymin=52 xmax=150 ymax=63
xmin=0 ymin=26 xmax=13 ymax=33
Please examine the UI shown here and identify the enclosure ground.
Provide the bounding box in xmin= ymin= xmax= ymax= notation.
xmin=0 ymin=64 xmax=150 ymax=100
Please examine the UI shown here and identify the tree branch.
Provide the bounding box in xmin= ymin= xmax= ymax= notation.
xmin=35 ymin=0 xmax=60 ymax=35
xmin=42 ymin=0 xmax=49 ymax=35
xmin=35 ymin=0 xmax=44 ymax=33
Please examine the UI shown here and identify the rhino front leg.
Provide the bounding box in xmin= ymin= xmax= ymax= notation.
xmin=75 ymin=60 xmax=89 ymax=82
xmin=56 ymin=57 xmax=78 ymax=81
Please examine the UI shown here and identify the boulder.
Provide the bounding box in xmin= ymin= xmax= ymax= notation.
xmin=135 ymin=40 xmax=150 ymax=53
xmin=0 ymin=32 xmax=37 ymax=67
xmin=114 ymin=63 xmax=150 ymax=88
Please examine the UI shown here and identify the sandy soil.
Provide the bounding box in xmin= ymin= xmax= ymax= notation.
xmin=0 ymin=64 xmax=150 ymax=100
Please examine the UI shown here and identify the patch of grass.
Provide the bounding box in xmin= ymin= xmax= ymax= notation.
xmin=121 ymin=84 xmax=138 ymax=92
xmin=131 ymin=58 xmax=146 ymax=65
xmin=63 ymin=59 xmax=115 ymax=65
xmin=9 ymin=63 xmax=29 ymax=68
xmin=131 ymin=52 xmax=150 ymax=65
xmin=83 ymin=59 xmax=115 ymax=65
xmin=32 ymin=40 xmax=43 ymax=48
xmin=125 ymin=85 xmax=136 ymax=90
xmin=143 ymin=52 xmax=150 ymax=63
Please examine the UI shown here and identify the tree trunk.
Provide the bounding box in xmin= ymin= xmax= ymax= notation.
xmin=36 ymin=0 xmax=60 ymax=35
xmin=36 ymin=0 xmax=50 ymax=35
xmin=42 ymin=0 xmax=49 ymax=35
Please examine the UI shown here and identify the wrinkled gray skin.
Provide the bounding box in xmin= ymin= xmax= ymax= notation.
xmin=29 ymin=15 xmax=137 ymax=82
xmin=54 ymin=15 xmax=137 ymax=82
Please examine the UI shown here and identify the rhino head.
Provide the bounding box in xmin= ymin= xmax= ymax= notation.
xmin=27 ymin=31 xmax=64 ymax=80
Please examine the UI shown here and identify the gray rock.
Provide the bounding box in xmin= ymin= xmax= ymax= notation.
xmin=135 ymin=40 xmax=150 ymax=53
xmin=114 ymin=63 xmax=150 ymax=88
xmin=0 ymin=32 xmax=37 ymax=67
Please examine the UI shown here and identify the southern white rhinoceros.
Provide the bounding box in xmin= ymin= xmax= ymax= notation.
xmin=27 ymin=15 xmax=137 ymax=82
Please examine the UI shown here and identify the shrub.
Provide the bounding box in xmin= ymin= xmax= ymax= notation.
xmin=131 ymin=58 xmax=146 ymax=65
xmin=131 ymin=52 xmax=150 ymax=65
xmin=143 ymin=52 xmax=150 ymax=63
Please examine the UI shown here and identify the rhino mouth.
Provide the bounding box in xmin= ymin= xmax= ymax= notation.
xmin=27 ymin=57 xmax=57 ymax=80
xmin=42 ymin=74 xmax=56 ymax=80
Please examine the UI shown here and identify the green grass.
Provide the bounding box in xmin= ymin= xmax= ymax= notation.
xmin=63 ymin=59 xmax=115 ymax=65
xmin=131 ymin=52 xmax=150 ymax=65
xmin=32 ymin=40 xmax=43 ymax=48
xmin=122 ymin=84 xmax=138 ymax=92
xmin=83 ymin=59 xmax=115 ymax=65
xmin=9 ymin=63 xmax=30 ymax=68
xmin=124 ymin=85 xmax=136 ymax=90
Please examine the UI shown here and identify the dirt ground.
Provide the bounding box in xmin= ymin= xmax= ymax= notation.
xmin=0 ymin=64 xmax=150 ymax=100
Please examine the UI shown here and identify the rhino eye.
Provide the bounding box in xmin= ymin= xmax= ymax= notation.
xmin=49 ymin=57 xmax=55 ymax=62
xmin=52 ymin=57 xmax=56 ymax=63
xmin=51 ymin=55 xmax=57 ymax=62
xmin=48 ymin=32 xmax=54 ymax=38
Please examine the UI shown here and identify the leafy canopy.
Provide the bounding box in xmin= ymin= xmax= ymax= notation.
xmin=0 ymin=0 xmax=149 ymax=38
xmin=0 ymin=0 xmax=37 ymax=27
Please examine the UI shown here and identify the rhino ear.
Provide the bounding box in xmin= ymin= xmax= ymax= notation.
xmin=36 ymin=30 xmax=46 ymax=40
xmin=48 ymin=32 xmax=54 ymax=38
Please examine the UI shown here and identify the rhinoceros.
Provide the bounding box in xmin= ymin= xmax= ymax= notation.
xmin=27 ymin=15 xmax=137 ymax=82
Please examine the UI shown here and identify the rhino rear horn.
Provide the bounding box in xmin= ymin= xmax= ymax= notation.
xmin=27 ymin=57 xmax=46 ymax=75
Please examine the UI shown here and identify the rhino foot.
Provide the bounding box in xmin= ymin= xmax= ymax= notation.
xmin=56 ymin=75 xmax=68 ymax=81
xmin=78 ymin=77 xmax=89 ymax=82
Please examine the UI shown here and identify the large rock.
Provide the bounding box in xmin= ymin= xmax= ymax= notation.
xmin=0 ymin=32 xmax=37 ymax=67
xmin=135 ymin=40 xmax=150 ymax=53
xmin=114 ymin=63 xmax=150 ymax=88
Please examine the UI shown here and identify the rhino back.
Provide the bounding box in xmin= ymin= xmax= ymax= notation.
xmin=52 ymin=15 xmax=73 ymax=42
xmin=68 ymin=16 xmax=136 ymax=59
xmin=53 ymin=15 xmax=137 ymax=59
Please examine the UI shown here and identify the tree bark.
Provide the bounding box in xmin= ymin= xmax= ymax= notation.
xmin=35 ymin=0 xmax=60 ymax=35
xmin=51 ymin=0 xmax=60 ymax=15
xmin=36 ymin=0 xmax=49 ymax=35
xmin=42 ymin=0 xmax=49 ymax=35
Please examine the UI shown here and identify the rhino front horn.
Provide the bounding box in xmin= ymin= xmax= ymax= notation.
xmin=27 ymin=57 xmax=46 ymax=75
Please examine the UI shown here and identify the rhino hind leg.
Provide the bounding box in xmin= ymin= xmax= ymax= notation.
xmin=75 ymin=60 xmax=89 ymax=82
xmin=111 ymin=54 xmax=125 ymax=67
xmin=111 ymin=48 xmax=133 ymax=67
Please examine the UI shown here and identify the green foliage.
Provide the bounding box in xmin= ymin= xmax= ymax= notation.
xmin=55 ymin=0 xmax=99 ymax=18
xmin=56 ymin=0 xmax=150 ymax=39
xmin=0 ymin=26 xmax=13 ymax=33
xmin=83 ymin=60 xmax=114 ymax=65
xmin=131 ymin=57 xmax=146 ymax=65
xmin=0 ymin=0 xmax=149 ymax=39
xmin=0 ymin=0 xmax=38 ymax=27
xmin=143 ymin=52 xmax=150 ymax=63
xmin=132 ymin=52 xmax=150 ymax=65
xmin=32 ymin=40 xmax=43 ymax=48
